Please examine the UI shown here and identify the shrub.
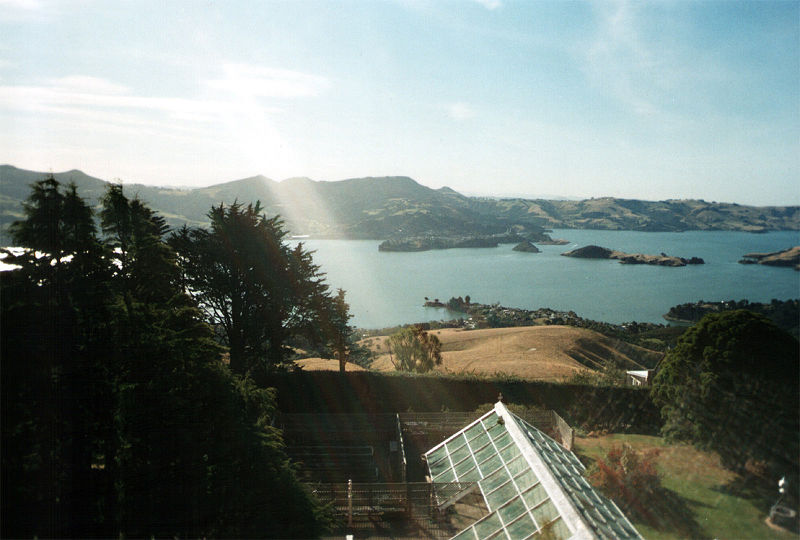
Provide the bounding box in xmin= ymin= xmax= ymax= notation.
xmin=587 ymin=444 xmax=661 ymax=523
xmin=567 ymin=368 xmax=625 ymax=387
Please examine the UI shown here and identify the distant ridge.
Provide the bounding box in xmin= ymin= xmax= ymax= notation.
xmin=2 ymin=164 xmax=798 ymax=243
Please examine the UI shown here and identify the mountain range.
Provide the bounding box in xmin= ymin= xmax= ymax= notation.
xmin=2 ymin=164 xmax=798 ymax=243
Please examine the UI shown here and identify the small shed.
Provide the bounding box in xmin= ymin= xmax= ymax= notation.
xmin=625 ymin=370 xmax=654 ymax=387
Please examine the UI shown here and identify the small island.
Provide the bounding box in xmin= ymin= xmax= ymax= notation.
xmin=738 ymin=246 xmax=800 ymax=270
xmin=561 ymin=245 xmax=704 ymax=267
xmin=512 ymin=240 xmax=540 ymax=253
xmin=536 ymin=238 xmax=570 ymax=245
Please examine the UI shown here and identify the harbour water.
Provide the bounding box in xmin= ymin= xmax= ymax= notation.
xmin=297 ymin=230 xmax=799 ymax=329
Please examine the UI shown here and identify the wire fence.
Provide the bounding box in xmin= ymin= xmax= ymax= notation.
xmin=312 ymin=481 xmax=475 ymax=539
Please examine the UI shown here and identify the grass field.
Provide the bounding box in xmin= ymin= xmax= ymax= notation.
xmin=357 ymin=325 xmax=662 ymax=380
xmin=575 ymin=434 xmax=797 ymax=540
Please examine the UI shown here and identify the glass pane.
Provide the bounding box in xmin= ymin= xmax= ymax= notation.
xmin=513 ymin=469 xmax=537 ymax=492
xmin=475 ymin=442 xmax=498 ymax=465
xmin=486 ymin=529 xmax=509 ymax=540
xmin=450 ymin=443 xmax=471 ymax=466
xmin=478 ymin=453 xmax=503 ymax=477
xmin=522 ymin=483 xmax=547 ymax=509
xmin=447 ymin=435 xmax=467 ymax=455
xmin=505 ymin=513 xmax=536 ymax=540
xmin=543 ymin=517 xmax=571 ymax=540
xmin=474 ymin=512 xmax=503 ymax=538
xmin=482 ymin=412 xmax=499 ymax=425
xmin=428 ymin=446 xmax=447 ymax=467
xmin=452 ymin=526 xmax=477 ymax=540
xmin=460 ymin=466 xmax=482 ymax=482
xmin=498 ymin=496 xmax=527 ymax=524
xmin=480 ymin=467 xmax=510 ymax=494
xmin=464 ymin=422 xmax=485 ymax=442
xmin=486 ymin=421 xmax=506 ymax=440
xmin=531 ymin=500 xmax=559 ymax=526
xmin=469 ymin=432 xmax=491 ymax=452
xmin=493 ymin=431 xmax=513 ymax=449
xmin=500 ymin=442 xmax=521 ymax=463
xmin=434 ymin=468 xmax=456 ymax=483
xmin=505 ymin=455 xmax=528 ymax=477
xmin=486 ymin=479 xmax=518 ymax=511
xmin=455 ymin=455 xmax=477 ymax=477
xmin=429 ymin=454 xmax=451 ymax=477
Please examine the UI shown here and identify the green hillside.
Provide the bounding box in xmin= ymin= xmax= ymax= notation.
xmin=2 ymin=165 xmax=798 ymax=243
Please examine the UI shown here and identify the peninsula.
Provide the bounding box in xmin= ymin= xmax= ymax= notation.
xmin=377 ymin=230 xmax=556 ymax=252
xmin=561 ymin=245 xmax=704 ymax=267
xmin=738 ymin=246 xmax=800 ymax=270
xmin=664 ymin=299 xmax=799 ymax=337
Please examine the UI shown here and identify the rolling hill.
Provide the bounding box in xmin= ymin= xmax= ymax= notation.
xmin=357 ymin=325 xmax=661 ymax=381
xmin=2 ymin=164 xmax=798 ymax=243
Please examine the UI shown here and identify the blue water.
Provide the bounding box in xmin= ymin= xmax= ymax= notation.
xmin=297 ymin=230 xmax=800 ymax=329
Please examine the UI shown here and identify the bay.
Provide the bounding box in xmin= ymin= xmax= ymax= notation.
xmin=297 ymin=230 xmax=800 ymax=329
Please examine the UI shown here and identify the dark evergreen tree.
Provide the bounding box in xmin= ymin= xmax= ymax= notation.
xmin=2 ymin=179 xmax=324 ymax=538
xmin=3 ymin=177 xmax=113 ymax=536
xmin=651 ymin=310 xmax=799 ymax=482
xmin=326 ymin=288 xmax=352 ymax=372
xmin=169 ymin=201 xmax=343 ymax=376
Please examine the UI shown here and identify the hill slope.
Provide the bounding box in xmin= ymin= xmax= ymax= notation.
xmin=468 ymin=196 xmax=800 ymax=232
xmin=3 ymin=165 xmax=798 ymax=242
xmin=363 ymin=325 xmax=661 ymax=381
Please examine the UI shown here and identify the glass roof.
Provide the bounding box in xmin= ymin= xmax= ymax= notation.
xmin=424 ymin=404 xmax=642 ymax=540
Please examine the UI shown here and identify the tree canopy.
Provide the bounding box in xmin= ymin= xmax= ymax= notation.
xmin=650 ymin=310 xmax=799 ymax=480
xmin=2 ymin=178 xmax=324 ymax=538
xmin=388 ymin=326 xmax=443 ymax=373
xmin=169 ymin=202 xmax=349 ymax=376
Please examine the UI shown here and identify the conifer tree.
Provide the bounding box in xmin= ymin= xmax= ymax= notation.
xmin=3 ymin=179 xmax=325 ymax=538
xmin=170 ymin=201 xmax=346 ymax=376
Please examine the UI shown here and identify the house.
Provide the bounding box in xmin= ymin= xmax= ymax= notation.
xmin=424 ymin=400 xmax=642 ymax=540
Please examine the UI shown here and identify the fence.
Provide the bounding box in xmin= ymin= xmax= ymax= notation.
xmin=289 ymin=445 xmax=379 ymax=483
xmin=311 ymin=481 xmax=475 ymax=538
xmin=277 ymin=413 xmax=397 ymax=442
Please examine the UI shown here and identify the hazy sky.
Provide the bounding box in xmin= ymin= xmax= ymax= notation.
xmin=1 ymin=0 xmax=798 ymax=205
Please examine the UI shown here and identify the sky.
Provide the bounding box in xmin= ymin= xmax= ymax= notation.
xmin=1 ymin=0 xmax=798 ymax=205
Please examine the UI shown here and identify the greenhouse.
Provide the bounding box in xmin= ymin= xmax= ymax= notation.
xmin=424 ymin=401 xmax=642 ymax=540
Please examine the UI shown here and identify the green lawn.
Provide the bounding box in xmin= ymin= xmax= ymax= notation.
xmin=574 ymin=434 xmax=797 ymax=540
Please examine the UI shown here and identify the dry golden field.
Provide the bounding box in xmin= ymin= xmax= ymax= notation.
xmin=318 ymin=325 xmax=662 ymax=381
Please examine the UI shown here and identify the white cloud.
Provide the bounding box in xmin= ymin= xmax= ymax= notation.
xmin=472 ymin=0 xmax=501 ymax=10
xmin=49 ymin=75 xmax=129 ymax=95
xmin=0 ymin=0 xmax=43 ymax=10
xmin=586 ymin=2 xmax=655 ymax=113
xmin=0 ymin=65 xmax=324 ymax=128
xmin=0 ymin=67 xmax=327 ymax=185
xmin=204 ymin=63 xmax=330 ymax=99
xmin=0 ymin=0 xmax=49 ymax=22
xmin=446 ymin=101 xmax=475 ymax=120
xmin=584 ymin=1 xmax=730 ymax=127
